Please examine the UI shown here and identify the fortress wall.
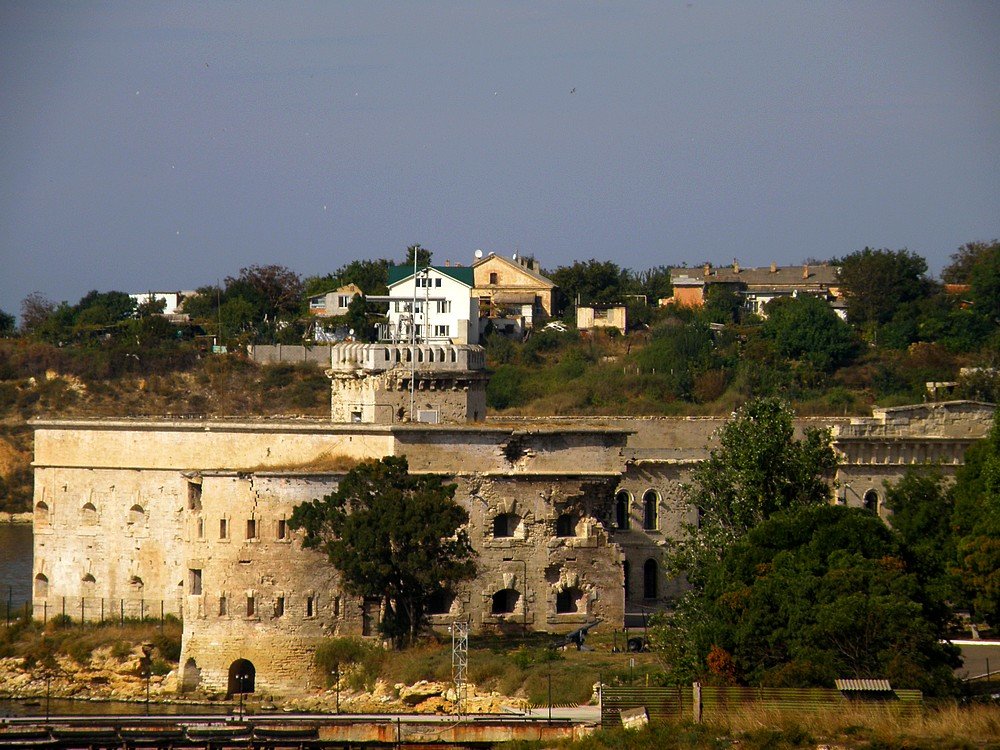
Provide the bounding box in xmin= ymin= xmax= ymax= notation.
xmin=32 ymin=467 xmax=186 ymax=620
xmin=179 ymin=473 xmax=346 ymax=695
xmin=395 ymin=427 xmax=630 ymax=476
xmin=32 ymin=420 xmax=395 ymax=471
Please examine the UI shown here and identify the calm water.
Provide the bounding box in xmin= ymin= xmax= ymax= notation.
xmin=0 ymin=523 xmax=32 ymax=612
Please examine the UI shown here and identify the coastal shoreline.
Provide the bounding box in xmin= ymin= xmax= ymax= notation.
xmin=0 ymin=512 xmax=32 ymax=524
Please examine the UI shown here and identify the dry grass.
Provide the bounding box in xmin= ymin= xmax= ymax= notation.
xmin=241 ymin=452 xmax=361 ymax=474
xmin=712 ymin=702 xmax=1000 ymax=748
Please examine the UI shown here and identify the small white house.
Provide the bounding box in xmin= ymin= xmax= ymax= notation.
xmin=306 ymin=284 xmax=363 ymax=317
xmin=375 ymin=265 xmax=478 ymax=345
xmin=129 ymin=291 xmax=188 ymax=317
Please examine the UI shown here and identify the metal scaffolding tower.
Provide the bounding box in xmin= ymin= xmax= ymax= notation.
xmin=451 ymin=621 xmax=468 ymax=716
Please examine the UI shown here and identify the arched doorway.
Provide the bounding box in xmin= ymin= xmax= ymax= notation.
xmin=227 ymin=659 xmax=255 ymax=697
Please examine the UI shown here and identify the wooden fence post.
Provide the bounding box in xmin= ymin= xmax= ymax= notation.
xmin=692 ymin=682 xmax=702 ymax=723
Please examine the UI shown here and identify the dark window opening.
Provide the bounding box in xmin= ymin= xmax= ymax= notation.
xmin=427 ymin=589 xmax=455 ymax=615
xmin=491 ymin=588 xmax=519 ymax=614
xmin=305 ymin=596 xmax=314 ymax=617
xmin=556 ymin=587 xmax=583 ymax=614
xmin=274 ymin=597 xmax=284 ymax=618
xmin=643 ymin=559 xmax=658 ymax=600
xmin=276 ymin=519 xmax=287 ymax=539
xmin=189 ymin=568 xmax=202 ymax=596
xmin=246 ymin=596 xmax=256 ymax=617
xmin=219 ymin=595 xmax=227 ymax=616
xmin=246 ymin=519 xmax=257 ymax=539
xmin=493 ymin=513 xmax=520 ymax=538
xmin=642 ymin=490 xmax=658 ymax=531
xmin=615 ymin=491 xmax=630 ymax=530
xmin=555 ymin=514 xmax=576 ymax=538
xmin=219 ymin=518 xmax=229 ymax=539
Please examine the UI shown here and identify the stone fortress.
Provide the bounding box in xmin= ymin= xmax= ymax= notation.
xmin=30 ymin=342 xmax=995 ymax=697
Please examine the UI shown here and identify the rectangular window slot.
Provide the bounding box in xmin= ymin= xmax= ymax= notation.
xmin=246 ymin=519 xmax=257 ymax=539
xmin=220 ymin=519 xmax=228 ymax=539
xmin=306 ymin=596 xmax=314 ymax=617
xmin=276 ymin=520 xmax=286 ymax=539
xmin=188 ymin=569 xmax=202 ymax=596
xmin=247 ymin=596 xmax=255 ymax=617
xmin=274 ymin=597 xmax=285 ymax=617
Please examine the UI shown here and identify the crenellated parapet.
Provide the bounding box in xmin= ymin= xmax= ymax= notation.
xmin=328 ymin=343 xmax=488 ymax=424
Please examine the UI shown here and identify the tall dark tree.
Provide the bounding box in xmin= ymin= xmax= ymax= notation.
xmin=838 ymin=247 xmax=931 ymax=330
xmin=0 ymin=309 xmax=15 ymax=337
xmin=289 ymin=456 xmax=476 ymax=647
xmin=403 ymin=244 xmax=432 ymax=267
xmin=224 ymin=265 xmax=304 ymax=321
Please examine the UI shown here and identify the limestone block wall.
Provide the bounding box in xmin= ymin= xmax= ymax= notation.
xmin=32 ymin=419 xmax=395 ymax=471
xmin=32 ymin=467 xmax=186 ymax=621
xmin=178 ymin=473 xmax=348 ymax=696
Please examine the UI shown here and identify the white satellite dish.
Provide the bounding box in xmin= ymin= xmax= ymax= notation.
xmin=474 ymin=249 xmax=483 ymax=259
xmin=512 ymin=252 xmax=518 ymax=261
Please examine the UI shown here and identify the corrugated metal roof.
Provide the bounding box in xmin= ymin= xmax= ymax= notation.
xmin=835 ymin=679 xmax=893 ymax=692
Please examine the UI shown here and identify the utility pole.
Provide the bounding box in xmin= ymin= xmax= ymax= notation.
xmin=451 ymin=621 xmax=468 ymax=717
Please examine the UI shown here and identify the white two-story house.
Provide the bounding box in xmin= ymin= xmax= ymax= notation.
xmin=375 ymin=264 xmax=478 ymax=345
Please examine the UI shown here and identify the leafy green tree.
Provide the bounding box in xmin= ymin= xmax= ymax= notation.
xmin=655 ymin=505 xmax=960 ymax=695
xmin=762 ymin=295 xmax=856 ymax=371
xmin=549 ymin=259 xmax=627 ymax=313
xmin=626 ymin=266 xmax=673 ymax=303
xmin=941 ymin=240 xmax=999 ymax=284
xmin=678 ymin=397 xmax=837 ymax=571
xmin=224 ymin=265 xmax=304 ymax=322
xmin=74 ymin=290 xmax=136 ymax=325
xmin=838 ymin=247 xmax=932 ymax=331
xmin=305 ymin=259 xmax=392 ymax=297
xmin=702 ymin=284 xmax=744 ymax=324
xmin=289 ymin=456 xmax=476 ymax=647
xmin=951 ymin=410 xmax=1000 ymax=626
xmin=968 ymin=242 xmax=1000 ymax=326
xmin=635 ymin=322 xmax=714 ymax=401
xmin=19 ymin=292 xmax=56 ymax=336
xmin=0 ymin=309 xmax=14 ymax=337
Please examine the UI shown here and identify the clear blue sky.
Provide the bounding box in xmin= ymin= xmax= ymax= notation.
xmin=1 ymin=1 xmax=997 ymax=315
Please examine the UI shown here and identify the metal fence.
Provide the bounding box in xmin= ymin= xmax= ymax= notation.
xmin=601 ymin=684 xmax=924 ymax=727
xmin=3 ymin=595 xmax=182 ymax=628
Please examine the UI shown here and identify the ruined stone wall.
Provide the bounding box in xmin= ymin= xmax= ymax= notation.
xmin=330 ymin=370 xmax=487 ymax=424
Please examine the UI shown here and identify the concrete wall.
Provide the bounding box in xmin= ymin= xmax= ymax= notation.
xmin=248 ymin=345 xmax=333 ymax=366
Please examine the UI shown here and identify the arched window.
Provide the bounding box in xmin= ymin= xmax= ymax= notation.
xmin=34 ymin=573 xmax=49 ymax=598
xmin=81 ymin=573 xmax=96 ymax=595
xmin=556 ymin=587 xmax=583 ymax=614
xmin=81 ymin=502 xmax=98 ymax=526
xmin=643 ymin=559 xmax=658 ymax=600
xmin=615 ymin=491 xmax=630 ymax=530
xmin=642 ymin=490 xmax=658 ymax=531
xmin=491 ymin=588 xmax=519 ymax=614
xmin=128 ymin=504 xmax=145 ymax=525
xmin=555 ymin=514 xmax=576 ymax=538
xmin=34 ymin=501 xmax=49 ymax=524
xmin=493 ymin=513 xmax=520 ymax=538
xmin=863 ymin=489 xmax=879 ymax=513
xmin=129 ymin=576 xmax=144 ymax=594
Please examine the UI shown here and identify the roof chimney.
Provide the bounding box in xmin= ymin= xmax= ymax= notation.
xmin=703 ymin=263 xmax=711 ymax=277
xmin=444 ymin=259 xmax=451 ymax=267
xmin=770 ymin=262 xmax=777 ymax=273
xmin=803 ymin=264 xmax=810 ymax=279
xmin=733 ymin=259 xmax=740 ymax=274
